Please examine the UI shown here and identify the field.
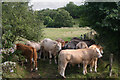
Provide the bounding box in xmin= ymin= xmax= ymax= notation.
xmin=2 ymin=27 xmax=119 ymax=79
xmin=42 ymin=27 xmax=92 ymax=41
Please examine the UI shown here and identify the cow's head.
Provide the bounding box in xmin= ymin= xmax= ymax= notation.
xmin=55 ymin=42 xmax=62 ymax=51
xmin=89 ymin=44 xmax=103 ymax=58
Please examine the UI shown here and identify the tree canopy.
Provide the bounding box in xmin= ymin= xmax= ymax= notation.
xmin=2 ymin=2 xmax=43 ymax=48
xmin=82 ymin=2 xmax=119 ymax=55
xmin=36 ymin=9 xmax=74 ymax=28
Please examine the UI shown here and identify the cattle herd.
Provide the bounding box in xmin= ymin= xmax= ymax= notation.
xmin=14 ymin=37 xmax=103 ymax=78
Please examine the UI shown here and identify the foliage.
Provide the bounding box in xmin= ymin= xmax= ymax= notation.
xmin=2 ymin=2 xmax=43 ymax=48
xmin=44 ymin=16 xmax=54 ymax=27
xmin=64 ymin=2 xmax=80 ymax=18
xmin=81 ymin=2 xmax=119 ymax=56
xmin=37 ymin=9 xmax=74 ymax=28
xmin=1 ymin=47 xmax=25 ymax=63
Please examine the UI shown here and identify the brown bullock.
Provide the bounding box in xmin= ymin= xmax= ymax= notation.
xmin=15 ymin=43 xmax=38 ymax=71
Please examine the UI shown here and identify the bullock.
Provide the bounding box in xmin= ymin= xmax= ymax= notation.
xmin=56 ymin=38 xmax=65 ymax=49
xmin=15 ymin=43 xmax=38 ymax=71
xmin=64 ymin=37 xmax=95 ymax=49
xmin=76 ymin=41 xmax=88 ymax=49
xmin=25 ymin=41 xmax=41 ymax=59
xmin=26 ymin=41 xmax=41 ymax=52
xmin=58 ymin=45 xmax=103 ymax=78
xmin=40 ymin=38 xmax=61 ymax=64
xmin=89 ymin=44 xmax=103 ymax=72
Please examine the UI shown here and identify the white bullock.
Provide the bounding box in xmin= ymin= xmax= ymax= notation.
xmin=40 ymin=38 xmax=61 ymax=64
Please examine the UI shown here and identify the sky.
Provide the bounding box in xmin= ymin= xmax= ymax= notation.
xmin=29 ymin=0 xmax=85 ymax=10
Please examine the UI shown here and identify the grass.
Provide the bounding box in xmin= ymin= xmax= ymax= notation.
xmin=36 ymin=58 xmax=119 ymax=78
xmin=42 ymin=27 xmax=92 ymax=41
xmin=3 ymin=58 xmax=119 ymax=78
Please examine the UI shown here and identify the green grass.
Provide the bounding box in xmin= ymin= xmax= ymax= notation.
xmin=42 ymin=27 xmax=92 ymax=41
xmin=2 ymin=58 xmax=119 ymax=78
xmin=37 ymin=58 xmax=119 ymax=78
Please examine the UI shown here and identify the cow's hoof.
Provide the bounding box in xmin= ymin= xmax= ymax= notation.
xmin=83 ymin=73 xmax=86 ymax=75
xmin=31 ymin=68 xmax=33 ymax=72
xmin=62 ymin=76 xmax=66 ymax=78
xmin=95 ymin=71 xmax=97 ymax=73
xmin=35 ymin=68 xmax=38 ymax=70
xmin=90 ymin=70 xmax=92 ymax=73
xmin=49 ymin=62 xmax=52 ymax=64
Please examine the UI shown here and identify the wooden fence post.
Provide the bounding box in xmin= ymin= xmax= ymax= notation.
xmin=109 ymin=54 xmax=113 ymax=77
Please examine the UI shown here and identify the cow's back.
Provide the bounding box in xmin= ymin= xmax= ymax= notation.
xmin=16 ymin=43 xmax=33 ymax=59
xmin=59 ymin=49 xmax=96 ymax=64
xmin=42 ymin=38 xmax=57 ymax=51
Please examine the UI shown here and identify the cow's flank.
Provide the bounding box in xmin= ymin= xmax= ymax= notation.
xmin=16 ymin=43 xmax=38 ymax=71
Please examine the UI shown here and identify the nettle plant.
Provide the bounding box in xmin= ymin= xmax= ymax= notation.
xmin=0 ymin=47 xmax=25 ymax=63
xmin=1 ymin=47 xmax=15 ymax=62
xmin=1 ymin=47 xmax=26 ymax=74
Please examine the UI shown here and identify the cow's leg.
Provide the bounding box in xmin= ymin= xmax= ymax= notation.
xmin=90 ymin=60 xmax=94 ymax=72
xmin=43 ymin=50 xmax=46 ymax=60
xmin=38 ymin=51 xmax=42 ymax=59
xmin=54 ymin=56 xmax=57 ymax=64
xmin=83 ymin=61 xmax=88 ymax=75
xmin=59 ymin=62 xmax=67 ymax=78
xmin=78 ymin=64 xmax=80 ymax=68
xmin=94 ymin=58 xmax=98 ymax=72
xmin=49 ymin=51 xmax=52 ymax=64
xmin=30 ymin=59 xmax=33 ymax=71
xmin=43 ymin=51 xmax=45 ymax=60
xmin=34 ymin=60 xmax=38 ymax=70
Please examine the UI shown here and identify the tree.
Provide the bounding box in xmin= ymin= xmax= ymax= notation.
xmin=64 ymin=2 xmax=79 ymax=18
xmin=82 ymin=2 xmax=119 ymax=55
xmin=2 ymin=2 xmax=43 ymax=48
xmin=36 ymin=9 xmax=73 ymax=28
xmin=53 ymin=9 xmax=73 ymax=27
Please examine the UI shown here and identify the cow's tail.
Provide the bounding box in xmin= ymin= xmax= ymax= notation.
xmin=31 ymin=47 xmax=37 ymax=61
xmin=31 ymin=47 xmax=38 ymax=70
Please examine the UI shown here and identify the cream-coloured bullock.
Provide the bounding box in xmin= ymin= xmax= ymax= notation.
xmin=40 ymin=38 xmax=61 ymax=64
xmin=89 ymin=44 xmax=103 ymax=73
xmin=58 ymin=45 xmax=103 ymax=78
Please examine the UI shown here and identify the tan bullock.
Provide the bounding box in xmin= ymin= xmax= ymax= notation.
xmin=58 ymin=45 xmax=103 ymax=78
